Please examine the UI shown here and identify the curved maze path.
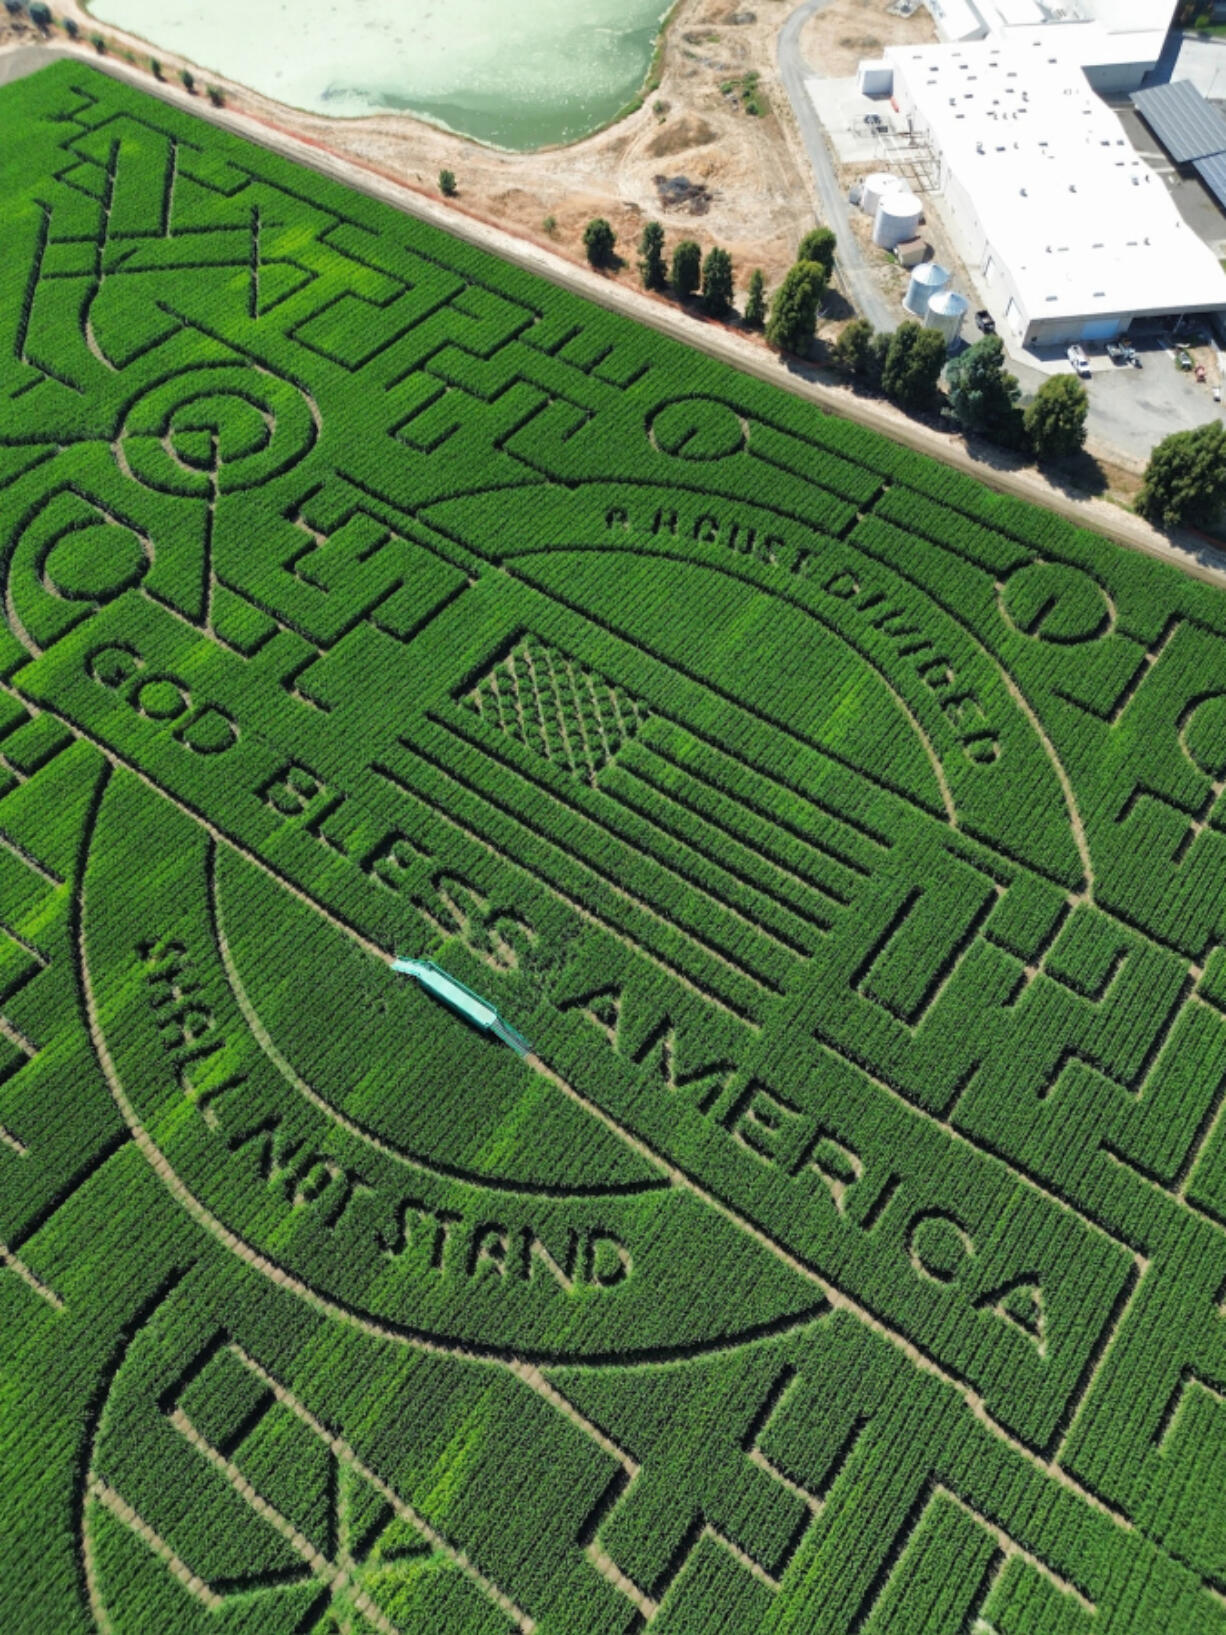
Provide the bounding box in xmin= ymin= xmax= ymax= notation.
xmin=4 ymin=59 xmax=1226 ymax=1635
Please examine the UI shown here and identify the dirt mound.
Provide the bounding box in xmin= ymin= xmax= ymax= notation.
xmin=646 ymin=116 xmax=718 ymax=159
xmin=653 ymin=173 xmax=714 ymax=213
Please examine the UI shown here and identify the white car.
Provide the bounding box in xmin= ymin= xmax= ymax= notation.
xmin=1067 ymin=344 xmax=1091 ymax=378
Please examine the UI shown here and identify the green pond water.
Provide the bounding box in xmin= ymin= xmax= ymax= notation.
xmin=85 ymin=0 xmax=673 ymax=149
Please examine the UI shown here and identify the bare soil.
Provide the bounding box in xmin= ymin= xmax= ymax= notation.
xmin=14 ymin=0 xmax=819 ymax=293
xmin=799 ymin=0 xmax=936 ymax=78
xmin=0 ymin=10 xmax=1187 ymax=524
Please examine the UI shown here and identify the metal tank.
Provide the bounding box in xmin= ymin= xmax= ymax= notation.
xmin=873 ymin=189 xmax=923 ymax=249
xmin=860 ymin=171 xmax=902 ymax=219
xmin=902 ymin=261 xmax=950 ymax=318
xmin=924 ymin=288 xmax=970 ymax=351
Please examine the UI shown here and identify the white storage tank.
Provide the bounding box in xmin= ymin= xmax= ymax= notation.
xmin=902 ymin=261 xmax=950 ymax=318
xmin=860 ymin=172 xmax=902 ymax=219
xmin=857 ymin=60 xmax=894 ymax=97
xmin=925 ymin=288 xmax=970 ymax=351
xmin=873 ymin=189 xmax=923 ymax=249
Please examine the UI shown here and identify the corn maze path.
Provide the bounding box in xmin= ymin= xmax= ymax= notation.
xmin=4 ymin=59 xmax=1226 ymax=1635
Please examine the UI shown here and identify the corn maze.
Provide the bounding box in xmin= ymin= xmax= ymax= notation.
xmin=6 ymin=58 xmax=1226 ymax=1635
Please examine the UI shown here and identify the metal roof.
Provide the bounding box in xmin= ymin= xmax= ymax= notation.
xmin=1194 ymin=152 xmax=1226 ymax=216
xmin=391 ymin=957 xmax=531 ymax=1056
xmin=1131 ymin=80 xmax=1226 ymax=166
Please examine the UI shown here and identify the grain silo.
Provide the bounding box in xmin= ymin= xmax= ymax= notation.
xmin=925 ymin=288 xmax=969 ymax=351
xmin=860 ymin=172 xmax=902 ymax=219
xmin=873 ymin=190 xmax=923 ymax=250
xmin=902 ymin=261 xmax=950 ymax=318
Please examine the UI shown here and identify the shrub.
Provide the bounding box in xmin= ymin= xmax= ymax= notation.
xmin=797 ymin=226 xmax=837 ymax=282
xmin=764 ymin=260 xmax=825 ymax=355
xmin=945 ymin=334 xmax=1023 ymax=445
xmin=583 ymin=217 xmax=616 ymax=267
xmin=670 ymin=238 xmax=701 ymax=297
xmin=1024 ymin=373 xmax=1089 ymax=461
xmin=743 ymin=268 xmax=766 ymax=328
xmin=1137 ymin=421 xmax=1226 ymax=529
xmin=881 ymin=321 xmax=947 ymax=411
xmin=700 ymin=246 xmax=734 ymax=318
xmin=637 ymin=220 xmax=666 ymax=290
xmin=832 ymin=317 xmax=875 ymax=378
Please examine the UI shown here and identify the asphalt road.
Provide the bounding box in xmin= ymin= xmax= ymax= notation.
xmin=776 ymin=0 xmax=895 ymax=334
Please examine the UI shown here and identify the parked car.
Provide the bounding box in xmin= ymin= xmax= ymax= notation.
xmin=974 ymin=309 xmax=996 ymax=334
xmin=1067 ymin=344 xmax=1090 ymax=378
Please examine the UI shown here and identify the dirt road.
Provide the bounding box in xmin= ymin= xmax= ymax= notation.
xmin=777 ymin=0 xmax=894 ymax=332
xmin=3 ymin=40 xmax=1224 ymax=591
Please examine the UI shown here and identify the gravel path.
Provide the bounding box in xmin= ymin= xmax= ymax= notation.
xmin=775 ymin=0 xmax=895 ymax=334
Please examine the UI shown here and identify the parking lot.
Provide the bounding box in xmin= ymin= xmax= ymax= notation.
xmin=1076 ymin=339 xmax=1223 ymax=462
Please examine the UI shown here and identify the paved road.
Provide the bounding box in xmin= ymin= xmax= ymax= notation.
xmin=4 ymin=40 xmax=1226 ymax=588
xmin=776 ymin=0 xmax=895 ymax=333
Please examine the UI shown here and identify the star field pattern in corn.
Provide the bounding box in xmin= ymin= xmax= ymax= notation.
xmin=4 ymin=58 xmax=1226 ymax=1635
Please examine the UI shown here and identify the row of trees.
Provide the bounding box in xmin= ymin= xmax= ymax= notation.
xmin=578 ymin=218 xmax=746 ymax=321
xmin=584 ymin=220 xmax=837 ymax=339
xmin=634 ymin=222 xmax=740 ymax=318
xmin=578 ymin=212 xmax=1225 ymax=532
xmin=762 ymin=229 xmax=836 ymax=353
xmin=831 ymin=317 xmax=949 ymax=415
xmin=832 ymin=321 xmax=1089 ymax=460
xmin=3 ymin=0 xmax=225 ymax=100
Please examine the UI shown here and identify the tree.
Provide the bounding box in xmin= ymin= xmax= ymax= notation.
xmin=1024 ymin=373 xmax=1088 ymax=461
xmin=206 ymin=85 xmax=224 ymax=107
xmin=764 ymin=261 xmax=825 ymax=355
xmin=797 ymin=226 xmax=837 ymax=282
xmin=542 ymin=214 xmax=557 ymax=235
xmin=90 ymin=32 xmax=105 ymax=51
xmin=881 ymin=321 xmax=947 ymax=411
xmin=832 ymin=317 xmax=875 ymax=378
xmin=28 ymin=1 xmax=50 ymax=27
xmin=637 ymin=220 xmax=666 ymax=290
xmin=583 ymin=217 xmax=616 ymax=267
xmin=63 ymin=14 xmax=78 ymax=33
xmin=701 ymin=246 xmax=734 ymax=318
xmin=865 ymin=329 xmax=892 ymax=390
xmin=744 ymin=269 xmax=767 ymax=328
xmin=1137 ymin=422 xmax=1226 ymax=530
xmin=179 ymin=67 xmax=195 ymax=91
xmin=945 ymin=334 xmax=1023 ymax=444
xmin=671 ymin=239 xmax=701 ymax=297
xmin=150 ymin=56 xmax=162 ymax=78
xmin=438 ymin=169 xmax=457 ymax=197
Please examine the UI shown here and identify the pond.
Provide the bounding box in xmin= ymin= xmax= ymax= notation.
xmin=84 ymin=0 xmax=674 ymax=149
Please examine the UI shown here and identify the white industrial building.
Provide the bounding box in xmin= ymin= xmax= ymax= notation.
xmin=923 ymin=0 xmax=1174 ymax=94
xmin=880 ymin=32 xmax=1226 ymax=347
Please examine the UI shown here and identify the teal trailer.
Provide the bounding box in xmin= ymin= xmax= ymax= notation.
xmin=390 ymin=958 xmax=531 ymax=1057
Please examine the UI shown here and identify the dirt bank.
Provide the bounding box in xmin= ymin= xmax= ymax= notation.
xmin=5 ymin=0 xmax=821 ymax=294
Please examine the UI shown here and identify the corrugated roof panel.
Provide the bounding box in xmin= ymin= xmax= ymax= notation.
xmin=1132 ymin=79 xmax=1226 ymax=165
xmin=1193 ymin=151 xmax=1226 ymax=213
